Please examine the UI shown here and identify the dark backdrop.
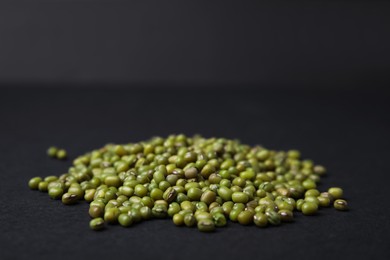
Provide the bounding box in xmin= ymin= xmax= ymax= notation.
xmin=0 ymin=0 xmax=389 ymax=88
xmin=1 ymin=1 xmax=390 ymax=260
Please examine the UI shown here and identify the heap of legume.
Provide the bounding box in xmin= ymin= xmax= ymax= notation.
xmin=28 ymin=135 xmax=348 ymax=231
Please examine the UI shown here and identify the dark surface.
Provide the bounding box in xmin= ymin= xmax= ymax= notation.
xmin=0 ymin=87 xmax=389 ymax=259
xmin=1 ymin=0 xmax=390 ymax=88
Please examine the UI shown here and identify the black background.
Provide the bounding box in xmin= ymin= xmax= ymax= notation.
xmin=1 ymin=0 xmax=390 ymax=259
xmin=0 ymin=0 xmax=389 ymax=88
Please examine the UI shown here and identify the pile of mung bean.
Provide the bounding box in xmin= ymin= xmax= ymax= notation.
xmin=28 ymin=135 xmax=348 ymax=232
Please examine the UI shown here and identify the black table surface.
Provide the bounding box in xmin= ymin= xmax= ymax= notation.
xmin=0 ymin=87 xmax=389 ymax=259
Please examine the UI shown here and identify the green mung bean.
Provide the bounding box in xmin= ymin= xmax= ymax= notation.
xmin=197 ymin=219 xmax=215 ymax=232
xmin=47 ymin=146 xmax=58 ymax=158
xmin=334 ymin=199 xmax=348 ymax=211
xmin=90 ymin=218 xmax=105 ymax=230
xmin=237 ymin=210 xmax=254 ymax=225
xmin=173 ymin=213 xmax=184 ymax=226
xmin=62 ymin=193 xmax=78 ymax=205
xmin=118 ymin=214 xmax=133 ymax=227
xmin=184 ymin=214 xmax=196 ymax=227
xmin=28 ymin=177 xmax=42 ymax=190
xmin=56 ymin=149 xmax=67 ymax=160
xmin=328 ymin=187 xmax=343 ymax=200
xmin=253 ymin=213 xmax=268 ymax=227
xmin=301 ymin=202 xmax=318 ymax=215
xmin=48 ymin=187 xmax=64 ymax=199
